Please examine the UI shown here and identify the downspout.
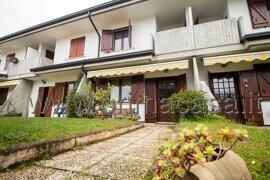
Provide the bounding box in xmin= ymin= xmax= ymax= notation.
xmin=87 ymin=11 xmax=101 ymax=58
xmin=80 ymin=63 xmax=87 ymax=75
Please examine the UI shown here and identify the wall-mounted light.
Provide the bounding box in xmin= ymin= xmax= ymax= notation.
xmin=41 ymin=79 xmax=46 ymax=84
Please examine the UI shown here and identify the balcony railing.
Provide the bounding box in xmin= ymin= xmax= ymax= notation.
xmin=7 ymin=56 xmax=53 ymax=77
xmin=154 ymin=18 xmax=240 ymax=55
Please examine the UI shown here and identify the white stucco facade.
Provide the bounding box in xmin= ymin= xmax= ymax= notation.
xmin=227 ymin=0 xmax=270 ymax=35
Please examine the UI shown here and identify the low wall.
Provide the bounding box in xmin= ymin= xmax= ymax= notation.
xmin=0 ymin=123 xmax=143 ymax=170
xmin=0 ymin=79 xmax=32 ymax=116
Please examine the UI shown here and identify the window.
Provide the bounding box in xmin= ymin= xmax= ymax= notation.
xmin=69 ymin=36 xmax=85 ymax=59
xmin=267 ymin=0 xmax=270 ymax=16
xmin=45 ymin=49 xmax=54 ymax=60
xmin=114 ymin=28 xmax=130 ymax=52
xmin=110 ymin=78 xmax=131 ymax=102
xmin=101 ymin=25 xmax=131 ymax=52
xmin=212 ymin=77 xmax=236 ymax=100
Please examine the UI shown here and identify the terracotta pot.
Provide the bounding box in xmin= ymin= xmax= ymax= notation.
xmin=179 ymin=150 xmax=251 ymax=180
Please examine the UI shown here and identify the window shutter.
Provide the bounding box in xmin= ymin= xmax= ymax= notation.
xmin=77 ymin=37 xmax=85 ymax=57
xmin=35 ymin=87 xmax=45 ymax=117
xmin=145 ymin=78 xmax=157 ymax=123
xmin=175 ymin=74 xmax=187 ymax=92
xmin=101 ymin=30 xmax=113 ymax=52
xmin=53 ymin=83 xmax=65 ymax=104
xmin=248 ymin=0 xmax=270 ymax=29
xmin=69 ymin=39 xmax=78 ymax=59
xmin=96 ymin=78 xmax=108 ymax=90
xmin=44 ymin=87 xmax=55 ymax=117
xmin=131 ymin=75 xmax=144 ymax=103
xmin=128 ymin=19 xmax=132 ymax=49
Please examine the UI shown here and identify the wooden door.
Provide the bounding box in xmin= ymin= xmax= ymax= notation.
xmin=239 ymin=71 xmax=263 ymax=125
xmin=145 ymin=78 xmax=156 ymax=123
xmin=0 ymin=88 xmax=9 ymax=106
xmin=209 ymin=73 xmax=243 ymax=122
xmin=157 ymin=78 xmax=176 ymax=122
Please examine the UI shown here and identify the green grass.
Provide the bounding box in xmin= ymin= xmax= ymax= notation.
xmin=178 ymin=116 xmax=270 ymax=180
xmin=0 ymin=117 xmax=136 ymax=150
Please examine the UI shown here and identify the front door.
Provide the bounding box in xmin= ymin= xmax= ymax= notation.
xmin=157 ymin=78 xmax=176 ymax=122
xmin=239 ymin=71 xmax=263 ymax=125
xmin=145 ymin=74 xmax=186 ymax=123
xmin=0 ymin=88 xmax=9 ymax=106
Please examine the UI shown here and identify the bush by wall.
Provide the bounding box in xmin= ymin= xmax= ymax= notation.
xmin=169 ymin=90 xmax=208 ymax=121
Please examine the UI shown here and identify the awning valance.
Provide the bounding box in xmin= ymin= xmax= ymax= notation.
xmin=87 ymin=60 xmax=189 ymax=78
xmin=0 ymin=80 xmax=20 ymax=88
xmin=204 ymin=51 xmax=270 ymax=66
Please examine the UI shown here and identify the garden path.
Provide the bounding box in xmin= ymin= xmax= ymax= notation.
xmin=0 ymin=124 xmax=173 ymax=180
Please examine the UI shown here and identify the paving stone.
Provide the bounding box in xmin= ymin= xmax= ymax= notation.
xmin=85 ymin=154 xmax=153 ymax=180
xmin=1 ymin=124 xmax=173 ymax=180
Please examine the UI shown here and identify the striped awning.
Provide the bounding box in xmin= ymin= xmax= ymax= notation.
xmin=87 ymin=60 xmax=189 ymax=78
xmin=204 ymin=51 xmax=270 ymax=66
xmin=0 ymin=80 xmax=20 ymax=88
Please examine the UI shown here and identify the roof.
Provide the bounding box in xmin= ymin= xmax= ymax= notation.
xmin=30 ymin=49 xmax=154 ymax=72
xmin=0 ymin=0 xmax=134 ymax=43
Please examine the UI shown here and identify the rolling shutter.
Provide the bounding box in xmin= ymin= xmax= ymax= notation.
xmin=101 ymin=30 xmax=113 ymax=52
xmin=131 ymin=75 xmax=144 ymax=103
xmin=248 ymin=0 xmax=270 ymax=29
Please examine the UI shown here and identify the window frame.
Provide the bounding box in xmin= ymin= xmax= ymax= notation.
xmin=113 ymin=27 xmax=130 ymax=52
xmin=69 ymin=36 xmax=85 ymax=59
xmin=109 ymin=77 xmax=131 ymax=103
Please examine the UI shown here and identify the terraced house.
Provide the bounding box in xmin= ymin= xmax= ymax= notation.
xmin=0 ymin=0 xmax=270 ymax=125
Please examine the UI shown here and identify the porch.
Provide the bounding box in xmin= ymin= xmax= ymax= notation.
xmin=201 ymin=50 xmax=270 ymax=126
xmin=86 ymin=60 xmax=192 ymax=123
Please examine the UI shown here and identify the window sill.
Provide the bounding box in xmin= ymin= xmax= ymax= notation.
xmin=101 ymin=49 xmax=134 ymax=57
xmin=67 ymin=56 xmax=86 ymax=61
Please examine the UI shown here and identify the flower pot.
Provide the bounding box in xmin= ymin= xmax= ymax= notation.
xmin=181 ymin=150 xmax=251 ymax=180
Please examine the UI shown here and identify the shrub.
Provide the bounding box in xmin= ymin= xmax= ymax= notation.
xmin=153 ymin=124 xmax=248 ymax=179
xmin=66 ymin=91 xmax=83 ymax=118
xmin=169 ymin=90 xmax=208 ymax=120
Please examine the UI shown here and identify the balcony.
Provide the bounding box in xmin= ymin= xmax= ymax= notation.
xmin=7 ymin=56 xmax=53 ymax=77
xmin=154 ymin=18 xmax=241 ymax=55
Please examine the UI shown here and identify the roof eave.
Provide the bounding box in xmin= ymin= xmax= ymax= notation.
xmin=30 ymin=49 xmax=154 ymax=72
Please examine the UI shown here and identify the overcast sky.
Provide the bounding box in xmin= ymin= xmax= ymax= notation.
xmin=0 ymin=0 xmax=109 ymax=37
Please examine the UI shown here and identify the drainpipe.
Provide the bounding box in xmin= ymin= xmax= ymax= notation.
xmin=87 ymin=11 xmax=101 ymax=58
xmin=80 ymin=63 xmax=87 ymax=75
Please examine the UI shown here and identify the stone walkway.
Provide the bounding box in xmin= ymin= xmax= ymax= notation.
xmin=0 ymin=124 xmax=173 ymax=180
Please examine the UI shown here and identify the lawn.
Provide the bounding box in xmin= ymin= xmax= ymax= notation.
xmin=177 ymin=116 xmax=270 ymax=180
xmin=0 ymin=117 xmax=136 ymax=151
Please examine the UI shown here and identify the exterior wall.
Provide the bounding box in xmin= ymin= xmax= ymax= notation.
xmin=53 ymin=16 xmax=156 ymax=64
xmin=0 ymin=54 xmax=5 ymax=72
xmin=227 ymin=0 xmax=270 ymax=35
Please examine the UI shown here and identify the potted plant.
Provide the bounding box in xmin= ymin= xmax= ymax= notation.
xmin=153 ymin=124 xmax=251 ymax=180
